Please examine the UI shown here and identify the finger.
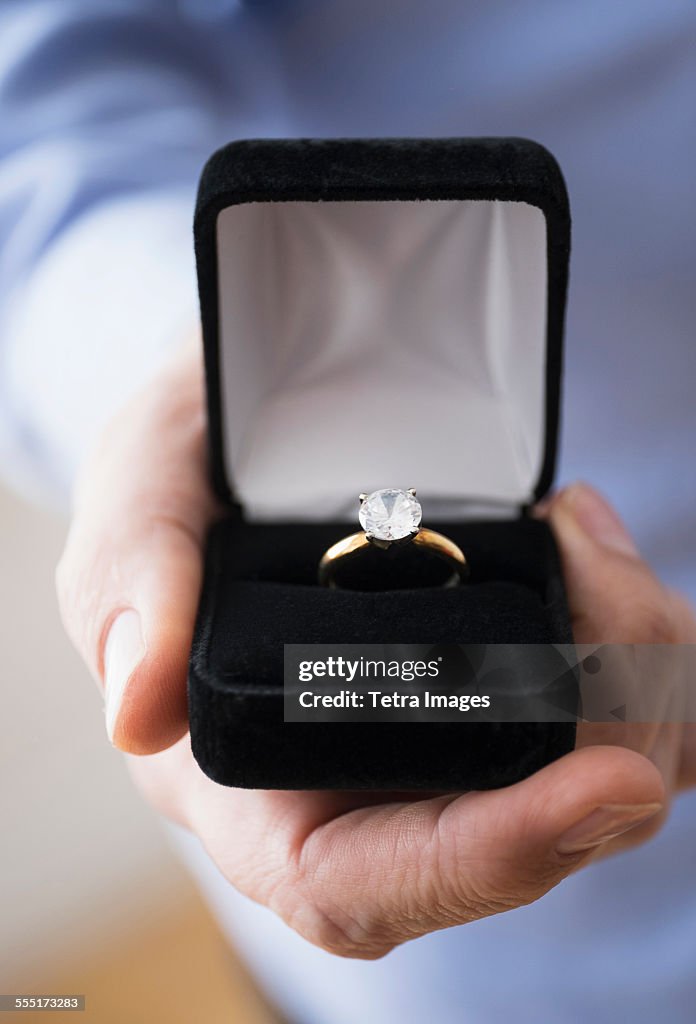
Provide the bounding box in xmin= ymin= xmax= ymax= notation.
xmin=542 ymin=483 xmax=696 ymax=795
xmin=539 ymin=482 xmax=679 ymax=644
xmin=56 ymin=346 xmax=219 ymax=753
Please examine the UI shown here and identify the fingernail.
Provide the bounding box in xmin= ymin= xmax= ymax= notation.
xmin=561 ymin=483 xmax=639 ymax=556
xmin=103 ymin=610 xmax=145 ymax=744
xmin=556 ymin=802 xmax=662 ymax=855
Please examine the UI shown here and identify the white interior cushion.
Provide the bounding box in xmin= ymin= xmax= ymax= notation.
xmin=216 ymin=199 xmax=547 ymax=520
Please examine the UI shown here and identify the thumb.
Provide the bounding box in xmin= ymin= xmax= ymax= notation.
xmin=56 ymin=346 xmax=218 ymax=753
xmin=295 ymin=744 xmax=664 ymax=958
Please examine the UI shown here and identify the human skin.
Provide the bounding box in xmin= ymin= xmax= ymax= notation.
xmin=56 ymin=342 xmax=696 ymax=959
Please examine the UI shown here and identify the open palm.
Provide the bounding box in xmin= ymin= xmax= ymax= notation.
xmin=58 ymin=344 xmax=695 ymax=958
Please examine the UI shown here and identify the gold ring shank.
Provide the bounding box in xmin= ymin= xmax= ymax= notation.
xmin=318 ymin=528 xmax=469 ymax=589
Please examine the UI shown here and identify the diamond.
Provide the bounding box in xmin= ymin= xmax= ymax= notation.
xmin=358 ymin=488 xmax=422 ymax=542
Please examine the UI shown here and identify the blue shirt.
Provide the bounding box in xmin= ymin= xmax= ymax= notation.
xmin=1 ymin=2 xmax=695 ymax=1021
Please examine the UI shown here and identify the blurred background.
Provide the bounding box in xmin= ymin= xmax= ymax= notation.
xmin=0 ymin=484 xmax=277 ymax=1023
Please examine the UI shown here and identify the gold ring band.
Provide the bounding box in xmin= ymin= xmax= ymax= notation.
xmin=318 ymin=526 xmax=468 ymax=588
xmin=318 ymin=488 xmax=469 ymax=589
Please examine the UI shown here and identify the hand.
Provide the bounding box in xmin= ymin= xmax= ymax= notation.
xmin=57 ymin=344 xmax=695 ymax=959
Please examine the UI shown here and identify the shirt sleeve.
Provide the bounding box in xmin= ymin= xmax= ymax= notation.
xmin=0 ymin=3 xmax=227 ymax=503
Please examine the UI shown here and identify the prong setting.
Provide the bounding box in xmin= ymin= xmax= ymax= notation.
xmin=367 ymin=535 xmax=391 ymax=550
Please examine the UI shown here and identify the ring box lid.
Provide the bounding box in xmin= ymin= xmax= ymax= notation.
xmin=194 ymin=137 xmax=570 ymax=521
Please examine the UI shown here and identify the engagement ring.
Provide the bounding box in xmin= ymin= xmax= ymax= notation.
xmin=318 ymin=488 xmax=469 ymax=589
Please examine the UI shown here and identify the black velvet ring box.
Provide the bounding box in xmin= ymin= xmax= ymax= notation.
xmin=189 ymin=137 xmax=575 ymax=791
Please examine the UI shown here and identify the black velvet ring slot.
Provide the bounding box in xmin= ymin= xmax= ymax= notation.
xmin=189 ymin=136 xmax=575 ymax=791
